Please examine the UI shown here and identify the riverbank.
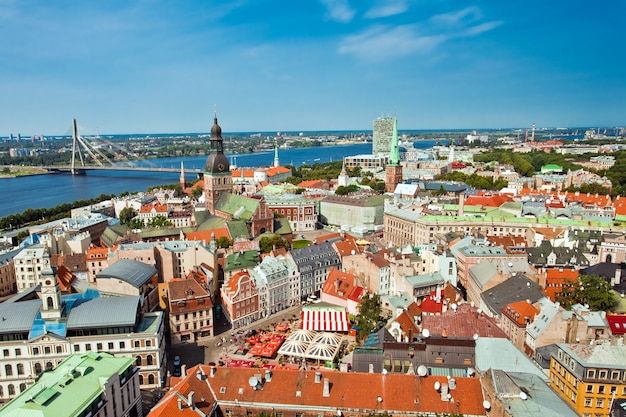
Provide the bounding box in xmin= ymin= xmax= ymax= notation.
xmin=0 ymin=167 xmax=47 ymax=178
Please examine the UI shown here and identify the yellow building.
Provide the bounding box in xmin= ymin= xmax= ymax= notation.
xmin=550 ymin=343 xmax=626 ymax=417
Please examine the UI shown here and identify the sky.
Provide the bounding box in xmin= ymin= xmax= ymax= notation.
xmin=0 ymin=0 xmax=624 ymax=135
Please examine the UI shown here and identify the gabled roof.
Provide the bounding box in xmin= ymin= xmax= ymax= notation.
xmin=216 ymin=193 xmax=260 ymax=220
xmin=501 ymin=300 xmax=539 ymax=326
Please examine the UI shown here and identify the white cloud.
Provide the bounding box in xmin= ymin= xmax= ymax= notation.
xmin=429 ymin=6 xmax=482 ymax=26
xmin=364 ymin=0 xmax=409 ymax=19
xmin=461 ymin=21 xmax=503 ymax=37
xmin=338 ymin=24 xmax=445 ymax=61
xmin=320 ymin=0 xmax=355 ymax=23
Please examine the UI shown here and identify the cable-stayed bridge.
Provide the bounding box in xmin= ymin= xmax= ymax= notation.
xmin=27 ymin=119 xmax=204 ymax=176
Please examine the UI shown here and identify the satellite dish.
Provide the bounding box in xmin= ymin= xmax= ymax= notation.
xmin=473 ymin=333 xmax=479 ymax=340
xmin=483 ymin=400 xmax=491 ymax=410
xmin=417 ymin=365 xmax=428 ymax=377
xmin=377 ymin=396 xmax=383 ymax=403
xmin=520 ymin=391 xmax=528 ymax=400
xmin=467 ymin=368 xmax=474 ymax=376
xmin=508 ymin=262 xmax=513 ymax=267
xmin=382 ymin=368 xmax=388 ymax=376
xmin=248 ymin=376 xmax=258 ymax=387
xmin=422 ymin=329 xmax=430 ymax=338
xmin=451 ymin=303 xmax=457 ymax=311
xmin=434 ymin=381 xmax=441 ymax=391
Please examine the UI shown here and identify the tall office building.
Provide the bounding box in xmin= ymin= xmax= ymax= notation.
xmin=372 ymin=116 xmax=395 ymax=155
xmin=385 ymin=117 xmax=403 ymax=193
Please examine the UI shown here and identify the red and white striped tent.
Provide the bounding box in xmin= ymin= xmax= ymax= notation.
xmin=300 ymin=309 xmax=350 ymax=332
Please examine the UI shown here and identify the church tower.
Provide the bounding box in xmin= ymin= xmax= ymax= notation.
xmin=385 ymin=117 xmax=403 ymax=193
xmin=39 ymin=253 xmax=62 ymax=320
xmin=204 ymin=113 xmax=233 ymax=213
xmin=179 ymin=161 xmax=186 ymax=189
xmin=273 ymin=139 xmax=280 ymax=168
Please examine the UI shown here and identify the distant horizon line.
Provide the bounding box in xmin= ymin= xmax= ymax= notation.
xmin=3 ymin=125 xmax=622 ymax=139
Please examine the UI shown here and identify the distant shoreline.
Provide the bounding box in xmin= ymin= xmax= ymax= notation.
xmin=0 ymin=168 xmax=47 ymax=179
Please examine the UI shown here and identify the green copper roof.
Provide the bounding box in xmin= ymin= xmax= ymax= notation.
xmin=0 ymin=352 xmax=135 ymax=417
xmin=216 ymin=193 xmax=260 ymax=221
xmin=224 ymin=250 xmax=260 ymax=271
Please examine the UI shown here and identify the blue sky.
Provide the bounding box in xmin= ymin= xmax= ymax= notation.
xmin=1 ymin=0 xmax=624 ymax=135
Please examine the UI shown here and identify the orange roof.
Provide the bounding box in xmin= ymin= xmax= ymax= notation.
xmin=222 ymin=271 xmax=253 ymax=297
xmin=614 ymin=196 xmax=626 ymax=216
xmin=86 ymin=246 xmax=111 ymax=261
xmin=519 ymin=189 xmax=612 ymax=207
xmin=334 ymin=240 xmax=359 ymax=257
xmin=501 ymin=300 xmax=539 ymax=326
xmin=532 ymin=227 xmax=565 ymax=240
xmin=322 ymin=268 xmax=359 ymax=301
xmin=267 ymin=166 xmax=292 ymax=176
xmin=139 ymin=202 xmax=168 ymax=214
xmin=56 ymin=265 xmax=76 ymax=292
xmin=421 ymin=303 xmax=507 ymax=339
xmin=185 ymin=227 xmax=230 ymax=243
xmin=298 ymin=179 xmax=326 ymax=188
xmin=231 ymin=169 xmax=256 ymax=179
xmin=464 ymin=193 xmax=511 ymax=207
xmin=544 ymin=268 xmax=578 ymax=301
xmin=148 ymin=365 xmax=486 ymax=417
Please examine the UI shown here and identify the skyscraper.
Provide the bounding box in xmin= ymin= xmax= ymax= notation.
xmin=372 ymin=116 xmax=395 ymax=154
xmin=385 ymin=117 xmax=403 ymax=193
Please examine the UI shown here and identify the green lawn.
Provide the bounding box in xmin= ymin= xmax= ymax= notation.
xmin=292 ymin=240 xmax=311 ymax=249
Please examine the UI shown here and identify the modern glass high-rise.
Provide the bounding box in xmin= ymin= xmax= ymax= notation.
xmin=372 ymin=116 xmax=395 ymax=155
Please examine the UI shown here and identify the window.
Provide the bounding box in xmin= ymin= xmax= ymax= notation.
xmin=5 ymin=364 xmax=13 ymax=376
xmin=74 ymin=344 xmax=80 ymax=352
xmin=134 ymin=341 xmax=140 ymax=348
xmin=596 ymin=398 xmax=604 ymax=408
xmin=587 ymin=369 xmax=596 ymax=379
xmin=584 ymin=398 xmax=592 ymax=408
xmin=56 ymin=346 xmax=62 ymax=354
xmin=120 ymin=341 xmax=125 ymax=349
xmin=85 ymin=344 xmax=91 ymax=351
xmin=32 ymin=347 xmax=39 ymax=355
xmin=586 ymin=384 xmax=593 ymax=393
xmin=14 ymin=348 xmax=21 ymax=356
xmin=3 ymin=349 xmax=8 ymax=357
xmin=97 ymin=343 xmax=102 ymax=351
xmin=108 ymin=342 xmax=114 ymax=350
xmin=598 ymin=386 xmax=605 ymax=394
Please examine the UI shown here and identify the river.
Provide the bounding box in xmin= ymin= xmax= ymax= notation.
xmin=0 ymin=141 xmax=442 ymax=218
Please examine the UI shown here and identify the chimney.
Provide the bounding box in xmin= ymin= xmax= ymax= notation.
xmin=315 ymin=372 xmax=322 ymax=383
xmin=177 ymin=398 xmax=183 ymax=410
xmin=440 ymin=383 xmax=449 ymax=401
xmin=614 ymin=269 xmax=622 ymax=286
xmin=323 ymin=378 xmax=330 ymax=397
xmin=369 ymin=364 xmax=374 ymax=373
xmin=265 ymin=369 xmax=272 ymax=382
xmin=210 ymin=366 xmax=216 ymax=378
xmin=181 ymin=364 xmax=187 ymax=376
xmin=188 ymin=391 xmax=195 ymax=409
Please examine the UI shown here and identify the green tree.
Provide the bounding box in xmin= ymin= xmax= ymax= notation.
xmin=335 ymin=184 xmax=359 ymax=196
xmin=119 ymin=207 xmax=137 ymax=225
xmin=191 ymin=185 xmax=203 ymax=200
xmin=556 ymin=274 xmax=615 ymax=311
xmin=216 ymin=236 xmax=232 ymax=248
xmin=259 ymin=235 xmax=291 ymax=253
xmin=147 ymin=215 xmax=173 ymax=228
xmin=354 ymin=293 xmax=383 ymax=341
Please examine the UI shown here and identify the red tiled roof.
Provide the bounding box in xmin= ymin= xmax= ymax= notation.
xmin=322 ymin=268 xmax=360 ymax=301
xmin=464 ymin=193 xmax=512 ymax=207
xmin=421 ymin=303 xmax=507 ymax=339
xmin=614 ymin=196 xmax=626 ymax=216
xmin=148 ymin=365 xmax=486 ymax=417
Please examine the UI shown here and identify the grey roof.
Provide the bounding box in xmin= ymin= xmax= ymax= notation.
xmin=480 ymin=274 xmax=545 ymax=316
xmin=290 ymin=241 xmax=341 ymax=272
xmin=557 ymin=343 xmax=626 ymax=369
xmin=526 ymin=299 xmax=560 ymax=339
xmin=66 ymin=296 xmax=140 ymax=329
xmin=95 ymin=259 xmax=157 ymax=288
xmin=405 ymin=272 xmax=445 ymax=289
xmin=475 ymin=338 xmax=548 ymax=381
xmin=490 ymin=370 xmax=579 ymax=417
xmin=0 ymin=299 xmax=41 ymax=334
xmin=0 ymin=247 xmax=21 ymax=267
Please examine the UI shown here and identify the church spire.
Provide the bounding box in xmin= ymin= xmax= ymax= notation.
xmin=273 ymin=138 xmax=280 ymax=168
xmin=180 ymin=161 xmax=186 ymax=189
